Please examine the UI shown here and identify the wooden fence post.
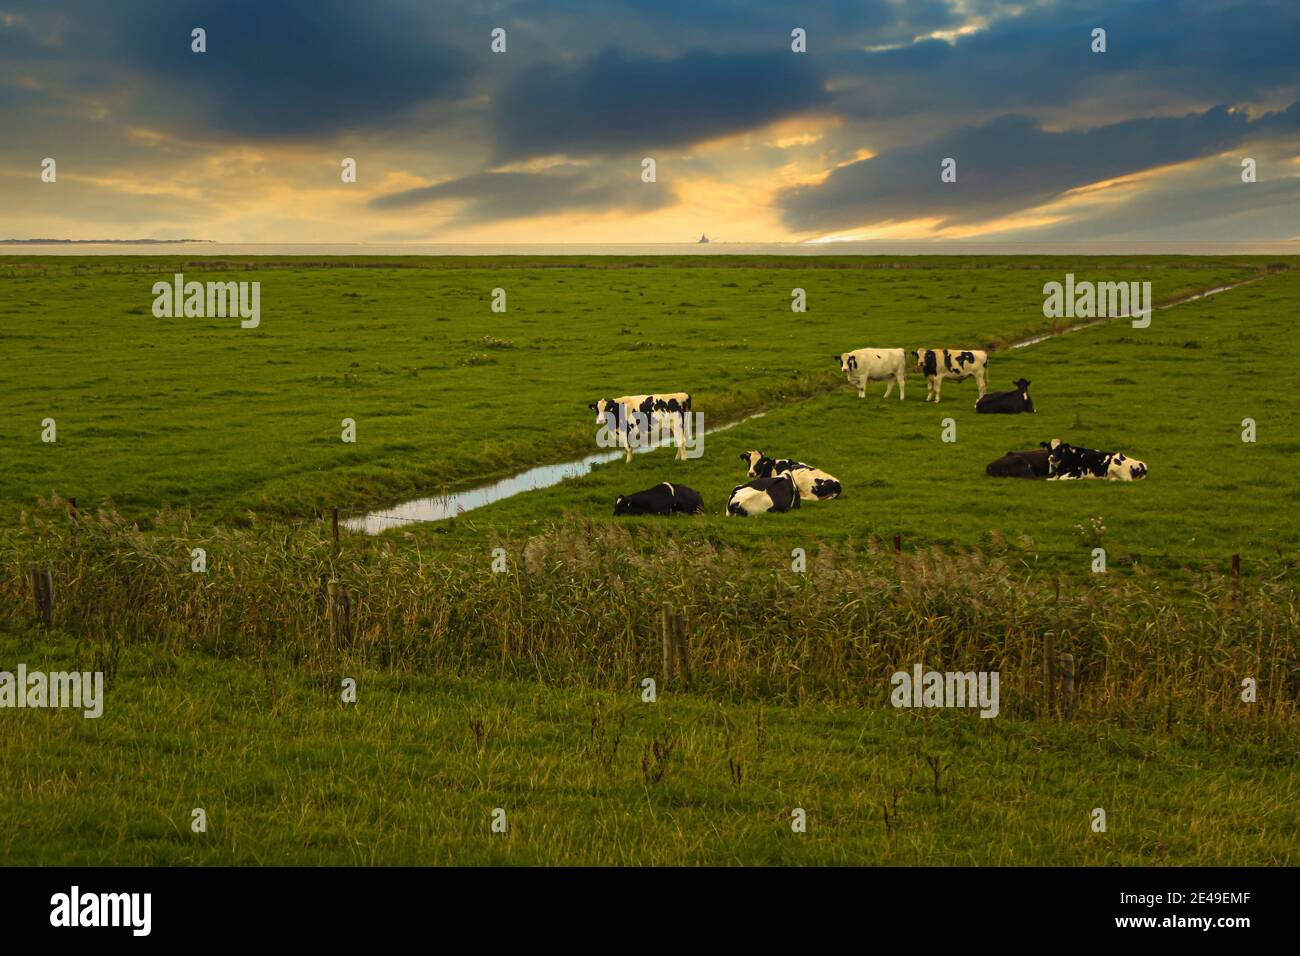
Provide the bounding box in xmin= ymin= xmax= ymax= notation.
xmin=673 ymin=608 xmax=691 ymax=688
xmin=1044 ymin=633 xmax=1057 ymax=715
xmin=1058 ymin=652 xmax=1075 ymax=716
xmin=661 ymin=602 xmax=675 ymax=685
xmin=327 ymin=580 xmax=352 ymax=646
xmin=30 ymin=565 xmax=53 ymax=627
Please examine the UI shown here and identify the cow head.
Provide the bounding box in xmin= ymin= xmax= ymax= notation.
xmin=589 ymin=399 xmax=617 ymax=425
xmin=1015 ymin=379 xmax=1035 ymax=413
xmin=1041 ymin=438 xmax=1068 ymax=476
xmin=836 ymin=352 xmax=859 ymax=376
xmin=612 ymin=494 xmax=631 ymax=516
xmin=743 ymin=451 xmax=777 ymax=478
xmin=914 ymin=349 xmax=937 ymax=375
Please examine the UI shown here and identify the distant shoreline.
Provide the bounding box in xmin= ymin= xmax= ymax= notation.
xmin=0 ymin=239 xmax=215 ymax=245
xmin=2 ymin=240 xmax=1298 ymax=257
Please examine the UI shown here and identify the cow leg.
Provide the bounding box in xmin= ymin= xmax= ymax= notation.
xmin=882 ymin=378 xmax=894 ymax=399
xmin=897 ymin=372 xmax=906 ymax=401
xmin=975 ymin=369 xmax=987 ymax=399
xmin=933 ymin=378 xmax=942 ymax=403
xmin=672 ymin=414 xmax=686 ymax=460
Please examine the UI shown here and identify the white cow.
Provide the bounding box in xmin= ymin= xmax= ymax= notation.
xmin=588 ymin=392 xmax=692 ymax=463
xmin=835 ymin=348 xmax=907 ymax=400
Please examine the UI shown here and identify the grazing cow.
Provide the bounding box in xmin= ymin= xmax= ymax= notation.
xmin=726 ymin=474 xmax=801 ymax=517
xmin=739 ymin=450 xmax=841 ymax=501
xmin=985 ymin=449 xmax=1051 ymax=479
xmin=613 ymin=482 xmax=705 ymax=516
xmin=913 ymin=349 xmax=989 ymax=403
xmin=1042 ymin=438 xmax=1148 ymax=481
xmin=588 ymin=392 xmax=692 ymax=462
xmin=975 ymin=378 xmax=1035 ymax=414
xmin=834 ymin=348 xmax=907 ymax=400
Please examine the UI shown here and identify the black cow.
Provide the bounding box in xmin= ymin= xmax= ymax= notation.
xmin=975 ymin=378 xmax=1035 ymax=414
xmin=985 ymin=449 xmax=1051 ymax=479
xmin=613 ymin=482 xmax=705 ymax=516
xmin=726 ymin=474 xmax=801 ymax=517
xmin=1041 ymin=439 xmax=1148 ymax=481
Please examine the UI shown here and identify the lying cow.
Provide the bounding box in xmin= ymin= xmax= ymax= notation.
xmin=985 ymin=449 xmax=1051 ymax=479
xmin=613 ymin=482 xmax=705 ymax=516
xmin=588 ymin=392 xmax=692 ymax=462
xmin=726 ymin=474 xmax=801 ymax=517
xmin=1042 ymin=438 xmax=1148 ymax=481
xmin=976 ymin=378 xmax=1035 ymax=414
xmin=739 ymin=450 xmax=841 ymax=501
xmin=914 ymin=349 xmax=989 ymax=403
xmin=834 ymin=348 xmax=906 ymax=400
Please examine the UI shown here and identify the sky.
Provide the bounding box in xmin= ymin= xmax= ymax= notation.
xmin=1 ymin=0 xmax=1298 ymax=243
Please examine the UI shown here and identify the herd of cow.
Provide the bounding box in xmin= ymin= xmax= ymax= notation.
xmin=595 ymin=346 xmax=1146 ymax=518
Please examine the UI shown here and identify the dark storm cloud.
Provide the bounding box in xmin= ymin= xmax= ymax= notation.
xmin=2 ymin=0 xmax=475 ymax=139
xmin=370 ymin=166 xmax=676 ymax=221
xmin=780 ymin=104 xmax=1300 ymax=232
xmin=544 ymin=0 xmax=964 ymax=50
xmin=130 ymin=0 xmax=476 ymax=138
xmin=827 ymin=0 xmax=1300 ymax=122
xmin=490 ymin=49 xmax=830 ymax=161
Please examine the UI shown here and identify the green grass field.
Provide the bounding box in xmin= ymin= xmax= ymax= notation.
xmin=1 ymin=257 xmax=1287 ymax=533
xmin=1 ymin=633 xmax=1294 ymax=866
xmin=405 ymin=264 xmax=1300 ymax=567
xmin=2 ymin=255 xmax=1296 ymax=865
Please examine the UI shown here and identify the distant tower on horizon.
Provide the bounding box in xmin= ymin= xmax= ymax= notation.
xmin=698 ymin=233 xmax=710 ymax=244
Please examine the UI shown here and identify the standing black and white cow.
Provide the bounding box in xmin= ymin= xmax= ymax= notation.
xmin=727 ymin=474 xmax=801 ymax=516
xmin=913 ymin=349 xmax=989 ymax=403
xmin=834 ymin=348 xmax=907 ymax=400
xmin=975 ymin=378 xmax=1035 ymax=414
xmin=1042 ymin=439 xmax=1148 ymax=481
xmin=588 ymin=392 xmax=692 ymax=463
xmin=739 ymin=450 xmax=841 ymax=501
xmin=613 ymin=482 xmax=705 ymax=516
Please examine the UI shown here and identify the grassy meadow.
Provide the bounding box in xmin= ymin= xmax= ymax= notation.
xmin=0 ymin=256 xmax=1282 ymax=531
xmin=1 ymin=631 xmax=1293 ymax=866
xmin=1 ymin=254 xmax=1297 ymax=865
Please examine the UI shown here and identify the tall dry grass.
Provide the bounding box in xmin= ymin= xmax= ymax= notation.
xmin=2 ymin=500 xmax=1295 ymax=732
